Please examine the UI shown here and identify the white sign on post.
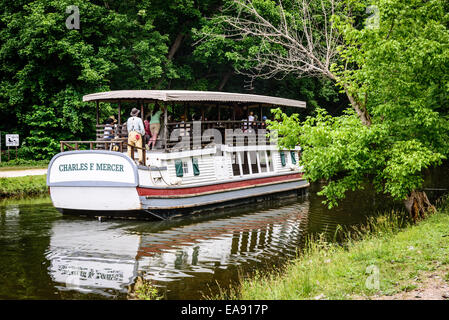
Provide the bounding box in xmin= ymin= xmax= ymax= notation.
xmin=5 ymin=134 xmax=19 ymax=147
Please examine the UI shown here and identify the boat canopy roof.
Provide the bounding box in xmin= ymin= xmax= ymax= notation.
xmin=83 ymin=90 xmax=306 ymax=108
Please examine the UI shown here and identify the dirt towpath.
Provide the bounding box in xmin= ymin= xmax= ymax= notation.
xmin=356 ymin=269 xmax=449 ymax=300
xmin=0 ymin=169 xmax=47 ymax=178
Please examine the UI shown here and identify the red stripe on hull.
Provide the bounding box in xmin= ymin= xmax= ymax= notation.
xmin=137 ymin=173 xmax=304 ymax=197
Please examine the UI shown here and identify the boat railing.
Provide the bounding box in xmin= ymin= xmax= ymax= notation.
xmin=126 ymin=143 xmax=147 ymax=166
xmin=60 ymin=139 xmax=127 ymax=153
xmin=62 ymin=120 xmax=275 ymax=154
xmin=59 ymin=140 xmax=147 ymax=165
xmin=163 ymin=120 xmax=273 ymax=151
xmin=95 ymin=124 xmax=127 ymax=141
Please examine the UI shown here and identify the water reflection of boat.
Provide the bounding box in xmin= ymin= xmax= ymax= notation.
xmin=47 ymin=221 xmax=140 ymax=295
xmin=46 ymin=200 xmax=308 ymax=297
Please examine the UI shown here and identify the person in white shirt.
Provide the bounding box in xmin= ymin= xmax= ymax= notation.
xmin=126 ymin=108 xmax=145 ymax=164
xmin=246 ymin=111 xmax=255 ymax=132
xmin=103 ymin=118 xmax=114 ymax=141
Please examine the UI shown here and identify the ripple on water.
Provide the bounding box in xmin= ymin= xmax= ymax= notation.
xmin=0 ymin=182 xmax=403 ymax=299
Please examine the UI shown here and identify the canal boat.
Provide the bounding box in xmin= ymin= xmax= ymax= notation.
xmin=46 ymin=90 xmax=309 ymax=219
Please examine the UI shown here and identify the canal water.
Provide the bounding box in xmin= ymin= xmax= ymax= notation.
xmin=1 ymin=181 xmax=419 ymax=300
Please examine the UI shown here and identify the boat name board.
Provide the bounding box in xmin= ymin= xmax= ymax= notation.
xmin=47 ymin=151 xmax=138 ymax=186
xmin=58 ymin=162 xmax=124 ymax=172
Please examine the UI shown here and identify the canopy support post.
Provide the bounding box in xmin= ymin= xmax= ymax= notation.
xmin=164 ymin=105 xmax=168 ymax=151
xmin=118 ymin=101 xmax=121 ymax=125
xmin=96 ymin=101 xmax=99 ymax=125
xmin=140 ymin=100 xmax=144 ymax=120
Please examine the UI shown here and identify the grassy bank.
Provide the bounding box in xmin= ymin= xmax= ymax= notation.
xmin=0 ymin=175 xmax=48 ymax=198
xmin=218 ymin=204 xmax=449 ymax=300
xmin=0 ymin=194 xmax=51 ymax=206
xmin=0 ymin=159 xmax=48 ymax=171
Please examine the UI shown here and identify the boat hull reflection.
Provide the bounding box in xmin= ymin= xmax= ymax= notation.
xmin=47 ymin=199 xmax=309 ymax=298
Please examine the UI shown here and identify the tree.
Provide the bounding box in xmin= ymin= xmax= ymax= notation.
xmin=0 ymin=0 xmax=222 ymax=157
xmin=0 ymin=0 xmax=171 ymax=157
xmin=204 ymin=0 xmax=449 ymax=219
xmin=199 ymin=0 xmax=372 ymax=125
xmin=1 ymin=0 xmax=343 ymax=159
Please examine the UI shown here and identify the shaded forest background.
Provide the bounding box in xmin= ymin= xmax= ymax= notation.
xmin=0 ymin=0 xmax=347 ymax=160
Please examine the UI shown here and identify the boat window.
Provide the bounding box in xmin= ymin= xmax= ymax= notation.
xmin=232 ymin=152 xmax=245 ymax=176
xmin=241 ymin=151 xmax=250 ymax=175
xmin=182 ymin=161 xmax=189 ymax=174
xmin=249 ymin=151 xmax=259 ymax=174
xmin=258 ymin=151 xmax=273 ymax=173
xmin=232 ymin=152 xmax=240 ymax=176
xmin=232 ymin=150 xmax=272 ymax=176
xmin=258 ymin=151 xmax=267 ymax=173
xmin=267 ymin=151 xmax=274 ymax=171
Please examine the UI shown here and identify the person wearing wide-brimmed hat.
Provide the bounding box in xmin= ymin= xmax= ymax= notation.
xmin=126 ymin=108 xmax=145 ymax=164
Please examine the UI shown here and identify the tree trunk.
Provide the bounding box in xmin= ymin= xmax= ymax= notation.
xmin=344 ymin=88 xmax=372 ymax=127
xmin=154 ymin=33 xmax=185 ymax=90
xmin=326 ymin=71 xmax=372 ymax=127
xmin=217 ymin=71 xmax=232 ymax=91
xmin=404 ymin=190 xmax=435 ymax=222
xmin=167 ymin=33 xmax=185 ymax=61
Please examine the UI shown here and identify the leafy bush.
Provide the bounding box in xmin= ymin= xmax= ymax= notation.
xmin=0 ymin=175 xmax=48 ymax=198
xmin=0 ymin=159 xmax=49 ymax=168
xmin=19 ymin=105 xmax=72 ymax=160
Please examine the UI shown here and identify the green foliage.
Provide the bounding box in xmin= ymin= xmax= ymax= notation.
xmin=194 ymin=0 xmax=345 ymax=114
xmin=269 ymin=0 xmax=449 ymax=206
xmin=0 ymin=159 xmax=48 ymax=169
xmin=131 ymin=277 xmax=163 ymax=300
xmin=272 ymin=106 xmax=446 ymax=207
xmin=0 ymin=175 xmax=47 ymax=198
xmin=234 ymin=207 xmax=449 ymax=300
xmin=0 ymin=0 xmax=344 ymax=161
xmin=19 ymin=105 xmax=71 ymax=160
xmin=0 ymin=0 xmax=234 ymax=160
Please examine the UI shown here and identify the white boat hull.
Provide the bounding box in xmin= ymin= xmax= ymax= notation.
xmin=50 ymin=187 xmax=141 ymax=211
xmin=47 ymin=148 xmax=308 ymax=219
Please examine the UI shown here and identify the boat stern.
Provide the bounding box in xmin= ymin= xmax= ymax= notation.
xmin=47 ymin=150 xmax=141 ymax=211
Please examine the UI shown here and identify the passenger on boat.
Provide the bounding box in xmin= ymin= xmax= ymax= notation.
xmin=126 ymin=108 xmax=145 ymax=164
xmin=144 ymin=117 xmax=151 ymax=149
xmin=105 ymin=115 xmax=120 ymax=151
xmin=261 ymin=115 xmax=267 ymax=129
xmin=248 ymin=111 xmax=255 ymax=131
xmin=148 ymin=104 xmax=163 ymax=149
xmin=178 ymin=114 xmax=190 ymax=137
xmin=103 ymin=117 xmax=114 ymax=140
xmin=242 ymin=111 xmax=255 ymax=132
